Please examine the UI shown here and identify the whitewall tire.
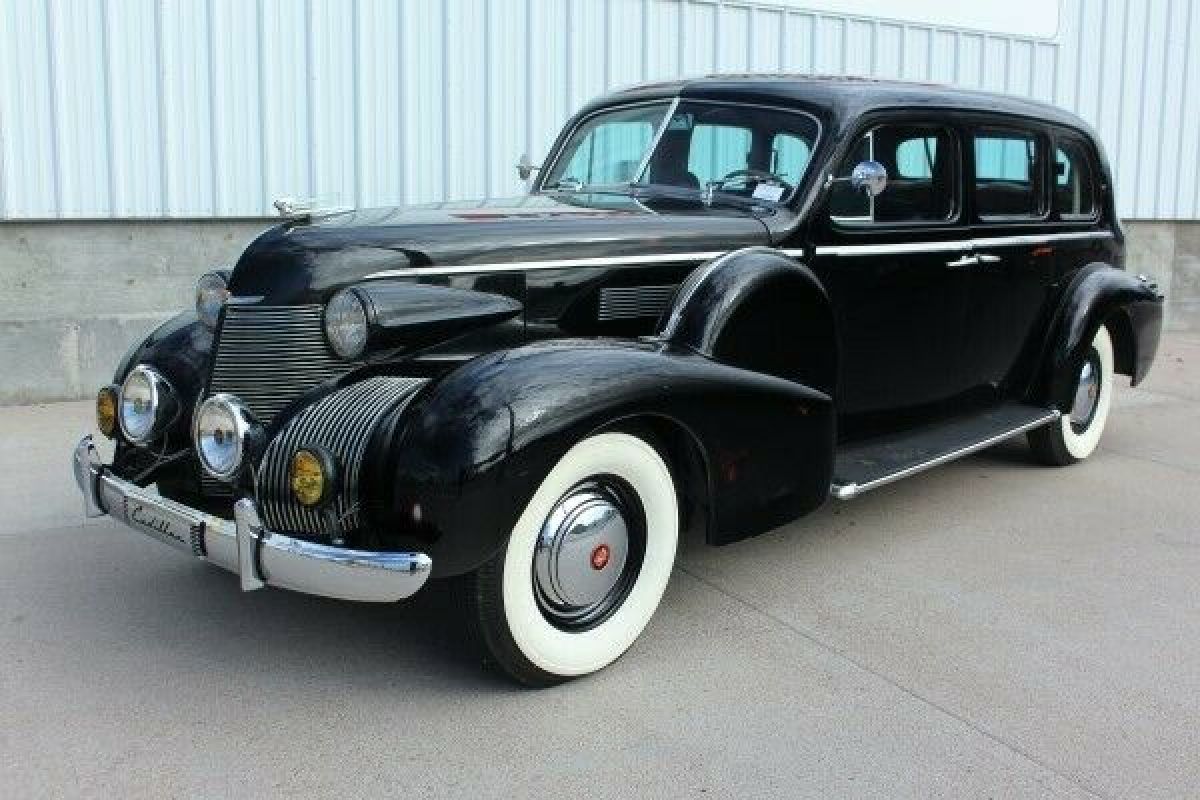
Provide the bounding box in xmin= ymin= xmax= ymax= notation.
xmin=465 ymin=431 xmax=679 ymax=685
xmin=1029 ymin=324 xmax=1115 ymax=465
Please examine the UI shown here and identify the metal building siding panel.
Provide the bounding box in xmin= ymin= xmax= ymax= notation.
xmin=1 ymin=0 xmax=1198 ymax=219
xmin=528 ymin=0 xmax=570 ymax=162
xmin=1175 ymin=0 xmax=1200 ymax=217
xmin=104 ymin=0 xmax=164 ymax=216
xmin=354 ymin=0 xmax=404 ymax=208
xmin=1132 ymin=0 xmax=1171 ymax=217
xmin=443 ymin=0 xmax=487 ymax=201
xmin=46 ymin=0 xmax=111 ymax=216
xmin=260 ymin=0 xmax=313 ymax=209
xmin=308 ymin=0 xmax=356 ymax=208
xmin=211 ymin=0 xmax=264 ymax=216
xmin=0 ymin=0 xmax=59 ymax=216
xmin=159 ymin=0 xmax=216 ymax=215
xmin=486 ymin=0 xmax=531 ymax=199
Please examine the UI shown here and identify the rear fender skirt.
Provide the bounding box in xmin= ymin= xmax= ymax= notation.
xmin=1036 ymin=264 xmax=1163 ymax=407
xmin=363 ymin=339 xmax=834 ymax=577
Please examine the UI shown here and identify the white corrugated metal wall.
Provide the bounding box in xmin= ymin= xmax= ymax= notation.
xmin=0 ymin=0 xmax=1197 ymax=220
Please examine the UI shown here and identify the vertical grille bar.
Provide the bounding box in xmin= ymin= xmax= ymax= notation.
xmin=208 ymin=304 xmax=354 ymax=425
xmin=256 ymin=376 xmax=428 ymax=537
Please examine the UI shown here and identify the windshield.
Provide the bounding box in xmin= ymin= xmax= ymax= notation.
xmin=542 ymin=100 xmax=820 ymax=204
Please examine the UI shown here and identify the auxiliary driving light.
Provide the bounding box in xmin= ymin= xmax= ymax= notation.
xmin=96 ymin=386 xmax=118 ymax=439
xmin=290 ymin=447 xmax=339 ymax=508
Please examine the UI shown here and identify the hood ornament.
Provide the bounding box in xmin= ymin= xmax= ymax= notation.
xmin=272 ymin=196 xmax=352 ymax=223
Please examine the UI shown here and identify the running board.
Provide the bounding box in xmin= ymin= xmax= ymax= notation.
xmin=831 ymin=405 xmax=1061 ymax=500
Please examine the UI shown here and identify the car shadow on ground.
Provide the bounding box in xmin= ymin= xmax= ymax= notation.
xmin=64 ymin=436 xmax=1043 ymax=692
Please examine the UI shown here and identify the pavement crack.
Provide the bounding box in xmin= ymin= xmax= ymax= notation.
xmin=674 ymin=562 xmax=1114 ymax=800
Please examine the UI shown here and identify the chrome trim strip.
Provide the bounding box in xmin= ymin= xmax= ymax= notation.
xmin=73 ymin=435 xmax=432 ymax=603
xmin=362 ymin=248 xmax=804 ymax=280
xmin=632 ymin=97 xmax=681 ymax=186
xmin=830 ymin=409 xmax=1061 ymax=500
xmin=815 ymin=230 xmax=1113 ymax=257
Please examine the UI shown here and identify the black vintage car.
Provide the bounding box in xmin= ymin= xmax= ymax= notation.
xmin=74 ymin=76 xmax=1163 ymax=685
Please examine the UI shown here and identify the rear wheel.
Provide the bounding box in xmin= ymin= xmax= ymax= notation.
xmin=464 ymin=432 xmax=679 ymax=686
xmin=1028 ymin=324 xmax=1115 ymax=465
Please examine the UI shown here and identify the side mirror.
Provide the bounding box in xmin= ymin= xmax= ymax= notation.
xmin=850 ymin=160 xmax=888 ymax=197
xmin=516 ymin=153 xmax=541 ymax=182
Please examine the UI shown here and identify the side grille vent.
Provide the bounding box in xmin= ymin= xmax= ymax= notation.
xmin=597 ymin=285 xmax=678 ymax=321
xmin=257 ymin=376 xmax=428 ymax=537
xmin=209 ymin=304 xmax=353 ymax=425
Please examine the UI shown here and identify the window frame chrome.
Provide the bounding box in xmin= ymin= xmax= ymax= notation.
xmin=536 ymin=96 xmax=824 ymax=207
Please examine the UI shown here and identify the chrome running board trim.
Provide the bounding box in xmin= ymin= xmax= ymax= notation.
xmin=831 ymin=409 xmax=1061 ymax=500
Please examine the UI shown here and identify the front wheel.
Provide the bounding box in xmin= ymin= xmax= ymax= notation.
xmin=1028 ymin=324 xmax=1115 ymax=465
xmin=463 ymin=432 xmax=679 ymax=686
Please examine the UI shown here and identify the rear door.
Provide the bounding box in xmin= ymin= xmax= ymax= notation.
xmin=962 ymin=122 xmax=1056 ymax=401
xmin=808 ymin=117 xmax=973 ymax=438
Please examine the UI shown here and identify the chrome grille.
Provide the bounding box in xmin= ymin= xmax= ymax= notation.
xmin=209 ymin=304 xmax=354 ymax=425
xmin=597 ymin=284 xmax=678 ymax=321
xmin=257 ymin=376 xmax=428 ymax=537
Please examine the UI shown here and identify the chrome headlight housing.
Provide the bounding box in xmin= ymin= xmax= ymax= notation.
xmin=195 ymin=271 xmax=230 ymax=330
xmin=193 ymin=394 xmax=260 ymax=481
xmin=324 ymin=289 xmax=369 ymax=360
xmin=119 ymin=365 xmax=179 ymax=444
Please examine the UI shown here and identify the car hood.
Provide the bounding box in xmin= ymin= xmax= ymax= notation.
xmin=228 ymin=193 xmax=772 ymax=304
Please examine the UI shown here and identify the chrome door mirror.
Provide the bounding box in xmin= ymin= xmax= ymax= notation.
xmin=850 ymin=160 xmax=888 ymax=197
xmin=516 ymin=153 xmax=541 ymax=182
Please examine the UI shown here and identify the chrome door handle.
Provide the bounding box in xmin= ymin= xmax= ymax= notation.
xmin=976 ymin=253 xmax=1002 ymax=263
xmin=945 ymin=254 xmax=978 ymax=268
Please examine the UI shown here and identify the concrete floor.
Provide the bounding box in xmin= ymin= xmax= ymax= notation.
xmin=2 ymin=336 xmax=1198 ymax=799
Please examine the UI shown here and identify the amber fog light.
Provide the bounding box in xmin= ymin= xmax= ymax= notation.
xmin=290 ymin=447 xmax=339 ymax=508
xmin=95 ymin=386 xmax=118 ymax=438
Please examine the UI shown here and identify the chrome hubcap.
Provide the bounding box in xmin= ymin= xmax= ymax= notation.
xmin=533 ymin=480 xmax=639 ymax=629
xmin=1070 ymin=353 xmax=1102 ymax=430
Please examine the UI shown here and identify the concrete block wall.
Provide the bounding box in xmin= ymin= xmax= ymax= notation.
xmin=0 ymin=221 xmax=271 ymax=404
xmin=0 ymin=219 xmax=1196 ymax=405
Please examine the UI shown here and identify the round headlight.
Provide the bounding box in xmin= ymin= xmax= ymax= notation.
xmin=119 ymin=366 xmax=177 ymax=444
xmin=196 ymin=271 xmax=230 ymax=330
xmin=96 ymin=386 xmax=118 ymax=439
xmin=324 ymin=289 xmax=369 ymax=360
xmin=193 ymin=394 xmax=258 ymax=480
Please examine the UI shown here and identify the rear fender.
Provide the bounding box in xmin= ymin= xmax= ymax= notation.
xmin=1035 ymin=264 xmax=1163 ymax=407
xmin=364 ymin=339 xmax=834 ymax=577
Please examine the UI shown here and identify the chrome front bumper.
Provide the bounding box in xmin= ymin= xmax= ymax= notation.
xmin=72 ymin=436 xmax=432 ymax=603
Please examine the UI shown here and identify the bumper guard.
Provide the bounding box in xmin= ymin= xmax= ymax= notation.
xmin=72 ymin=436 xmax=432 ymax=603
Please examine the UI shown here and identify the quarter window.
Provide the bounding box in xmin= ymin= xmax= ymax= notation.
xmin=830 ymin=125 xmax=958 ymax=224
xmin=974 ymin=131 xmax=1043 ymax=219
xmin=1054 ymin=139 xmax=1097 ymax=218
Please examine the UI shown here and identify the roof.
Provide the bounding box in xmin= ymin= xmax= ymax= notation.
xmin=582 ymin=74 xmax=1094 ymax=137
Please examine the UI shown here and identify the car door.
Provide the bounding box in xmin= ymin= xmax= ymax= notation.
xmin=807 ymin=117 xmax=973 ymax=439
xmin=961 ymin=123 xmax=1057 ymax=401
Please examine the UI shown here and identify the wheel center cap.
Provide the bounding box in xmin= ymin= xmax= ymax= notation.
xmin=590 ymin=544 xmax=611 ymax=571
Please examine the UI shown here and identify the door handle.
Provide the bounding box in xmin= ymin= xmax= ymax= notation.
xmin=976 ymin=253 xmax=1002 ymax=263
xmin=945 ymin=254 xmax=979 ymax=269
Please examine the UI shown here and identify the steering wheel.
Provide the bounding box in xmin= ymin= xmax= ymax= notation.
xmin=716 ymin=168 xmax=793 ymax=192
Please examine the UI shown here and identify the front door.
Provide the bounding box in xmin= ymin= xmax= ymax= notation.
xmin=808 ymin=119 xmax=974 ymax=440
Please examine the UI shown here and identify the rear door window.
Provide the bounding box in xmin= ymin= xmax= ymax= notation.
xmin=1053 ymin=138 xmax=1097 ymax=219
xmin=973 ymin=130 xmax=1044 ymax=219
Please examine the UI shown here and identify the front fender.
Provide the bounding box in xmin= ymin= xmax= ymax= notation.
xmin=365 ymin=339 xmax=834 ymax=578
xmin=112 ymin=311 xmax=214 ymax=436
xmin=1037 ymin=264 xmax=1163 ymax=407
